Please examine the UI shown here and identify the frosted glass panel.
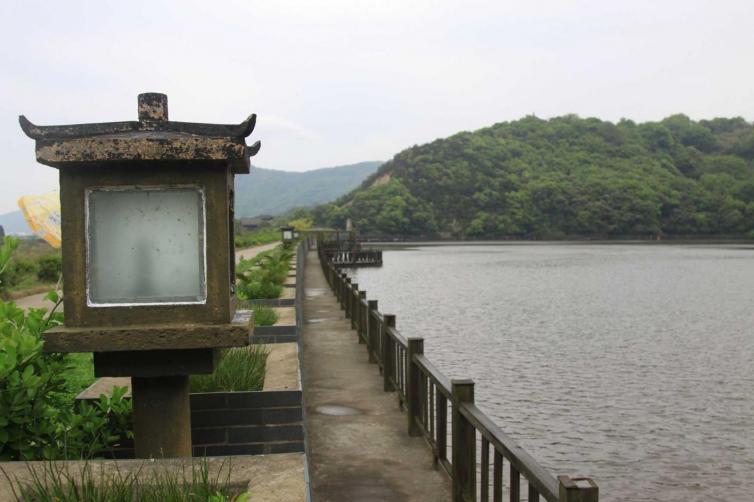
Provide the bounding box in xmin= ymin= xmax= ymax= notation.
xmin=87 ymin=187 xmax=206 ymax=305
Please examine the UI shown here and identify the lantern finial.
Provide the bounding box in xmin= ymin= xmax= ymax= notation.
xmin=138 ymin=92 xmax=168 ymax=121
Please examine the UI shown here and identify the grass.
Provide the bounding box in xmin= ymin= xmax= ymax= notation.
xmin=252 ymin=304 xmax=278 ymax=326
xmin=63 ymin=353 xmax=96 ymax=395
xmin=234 ymin=227 xmax=280 ymax=249
xmin=189 ymin=345 xmax=268 ymax=393
xmin=12 ymin=457 xmax=244 ymax=501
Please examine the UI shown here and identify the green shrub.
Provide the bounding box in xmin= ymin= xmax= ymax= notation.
xmin=17 ymin=457 xmax=239 ymax=501
xmin=190 ymin=345 xmax=268 ymax=393
xmin=236 ymin=269 xmax=283 ymax=300
xmin=0 ymin=293 xmax=132 ymax=461
xmin=253 ymin=304 xmax=278 ymax=327
xmin=37 ymin=255 xmax=62 ymax=283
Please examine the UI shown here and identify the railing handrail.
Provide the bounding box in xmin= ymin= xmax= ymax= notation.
xmin=385 ymin=325 xmax=408 ymax=348
xmin=460 ymin=402 xmax=560 ymax=501
xmin=413 ymin=354 xmax=452 ymax=398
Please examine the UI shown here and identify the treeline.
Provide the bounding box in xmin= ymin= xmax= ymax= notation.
xmin=311 ymin=114 xmax=754 ymax=238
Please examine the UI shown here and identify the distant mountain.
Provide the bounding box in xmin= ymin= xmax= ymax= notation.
xmin=0 ymin=210 xmax=29 ymax=235
xmin=234 ymin=161 xmax=381 ymax=217
xmin=315 ymin=115 xmax=754 ymax=238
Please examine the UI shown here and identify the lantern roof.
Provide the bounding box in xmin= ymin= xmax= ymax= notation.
xmin=19 ymin=93 xmax=260 ymax=173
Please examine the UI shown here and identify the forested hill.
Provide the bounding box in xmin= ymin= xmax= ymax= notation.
xmin=235 ymin=161 xmax=381 ymax=217
xmin=312 ymin=115 xmax=754 ymax=238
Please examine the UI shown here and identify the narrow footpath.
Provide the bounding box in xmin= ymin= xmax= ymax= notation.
xmin=301 ymin=250 xmax=451 ymax=502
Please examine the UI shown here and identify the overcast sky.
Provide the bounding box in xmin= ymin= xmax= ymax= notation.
xmin=1 ymin=0 xmax=753 ymax=213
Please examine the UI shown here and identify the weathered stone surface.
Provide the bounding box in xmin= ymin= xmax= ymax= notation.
xmin=43 ymin=310 xmax=253 ymax=353
xmin=138 ymin=92 xmax=169 ymax=121
xmin=272 ymin=306 xmax=296 ymax=326
xmin=19 ymin=93 xmax=260 ymax=173
xmin=35 ymin=134 xmax=249 ymax=171
xmin=263 ymin=343 xmax=301 ymax=391
xmin=59 ymin=164 xmax=235 ymax=328
xmin=280 ymin=287 xmax=296 ymax=300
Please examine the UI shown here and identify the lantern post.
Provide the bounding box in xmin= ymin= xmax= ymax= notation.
xmin=20 ymin=93 xmax=261 ymax=458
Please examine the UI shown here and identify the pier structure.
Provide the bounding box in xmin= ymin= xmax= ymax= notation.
xmin=300 ymin=237 xmax=599 ymax=502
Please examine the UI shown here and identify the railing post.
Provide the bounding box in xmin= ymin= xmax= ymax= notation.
xmin=406 ymin=337 xmax=424 ymax=437
xmin=367 ymin=300 xmax=378 ymax=363
xmin=382 ymin=314 xmax=396 ymax=392
xmin=338 ymin=272 xmax=344 ymax=306
xmin=558 ymin=476 xmax=599 ymax=502
xmin=350 ymin=283 xmax=358 ymax=328
xmin=451 ymin=379 xmax=475 ymax=502
xmin=357 ymin=291 xmax=367 ymax=343
xmin=343 ymin=272 xmax=353 ymax=319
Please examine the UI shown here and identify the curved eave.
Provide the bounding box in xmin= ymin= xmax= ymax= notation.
xmin=19 ymin=114 xmax=257 ymax=140
xmin=34 ymin=135 xmax=252 ymax=173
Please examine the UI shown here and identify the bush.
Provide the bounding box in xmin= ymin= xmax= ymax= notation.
xmin=0 ymin=293 xmax=132 ymax=461
xmin=236 ymin=269 xmax=283 ymax=301
xmin=1 ymin=238 xmax=131 ymax=461
xmin=253 ymin=304 xmax=278 ymax=327
xmin=37 ymin=255 xmax=62 ymax=282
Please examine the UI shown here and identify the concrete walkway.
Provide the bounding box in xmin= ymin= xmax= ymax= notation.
xmin=301 ymin=250 xmax=451 ymax=502
xmin=235 ymin=241 xmax=280 ymax=263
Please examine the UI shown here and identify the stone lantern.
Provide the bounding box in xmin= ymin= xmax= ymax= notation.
xmin=19 ymin=93 xmax=261 ymax=458
xmin=280 ymin=225 xmax=294 ymax=244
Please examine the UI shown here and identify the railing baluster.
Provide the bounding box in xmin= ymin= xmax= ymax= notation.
xmin=481 ymin=437 xmax=490 ymax=502
xmin=437 ymin=392 xmax=447 ymax=468
xmin=528 ymin=483 xmax=539 ymax=502
xmin=429 ymin=380 xmax=435 ymax=440
xmin=493 ymin=450 xmax=503 ymax=502
xmin=510 ymin=465 xmax=520 ymax=502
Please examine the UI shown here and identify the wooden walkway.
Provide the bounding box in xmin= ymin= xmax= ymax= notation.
xmin=301 ymin=250 xmax=451 ymax=502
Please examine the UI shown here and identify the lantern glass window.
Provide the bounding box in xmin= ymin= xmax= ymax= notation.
xmin=86 ymin=186 xmax=206 ymax=306
xmin=283 ymin=230 xmax=293 ymax=240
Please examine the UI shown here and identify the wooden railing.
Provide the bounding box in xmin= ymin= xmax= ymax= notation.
xmin=317 ymin=242 xmax=599 ymax=502
xmin=325 ymin=249 xmax=383 ymax=267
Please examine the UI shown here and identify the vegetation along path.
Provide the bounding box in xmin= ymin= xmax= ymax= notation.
xmin=301 ymin=249 xmax=451 ymax=502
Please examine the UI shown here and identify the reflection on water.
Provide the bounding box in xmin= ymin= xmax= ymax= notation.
xmin=346 ymin=244 xmax=754 ymax=502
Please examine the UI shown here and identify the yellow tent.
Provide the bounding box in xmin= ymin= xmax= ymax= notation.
xmin=18 ymin=191 xmax=61 ymax=248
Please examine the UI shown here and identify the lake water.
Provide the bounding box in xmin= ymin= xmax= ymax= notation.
xmin=344 ymin=243 xmax=754 ymax=502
